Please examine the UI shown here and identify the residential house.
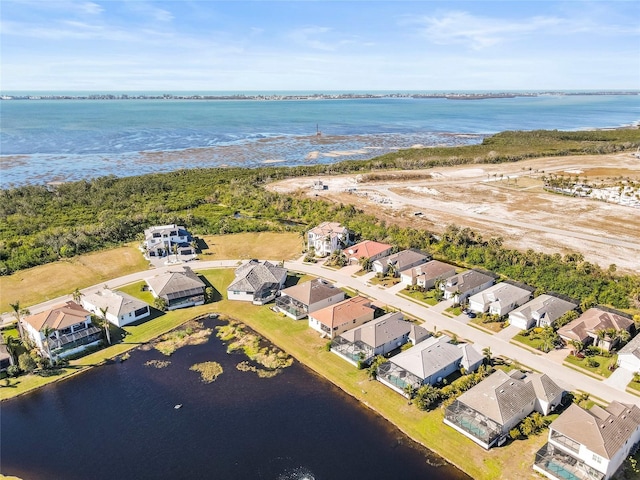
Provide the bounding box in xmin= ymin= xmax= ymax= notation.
xmin=227 ymin=260 xmax=287 ymax=305
xmin=82 ymin=289 xmax=151 ymax=327
xmin=143 ymin=224 xmax=192 ymax=257
xmin=275 ymin=278 xmax=345 ymax=320
xmin=509 ymin=295 xmax=577 ymax=330
xmin=373 ymin=249 xmax=430 ymax=277
xmin=444 ymin=370 xmax=564 ymax=449
xmin=145 ymin=266 xmax=206 ymax=310
xmin=21 ymin=301 xmax=102 ymax=360
xmin=558 ymin=307 xmax=634 ymax=352
xmin=0 ymin=343 xmax=13 ymax=372
xmin=331 ymin=312 xmax=429 ymax=365
xmin=441 ymin=270 xmax=495 ymax=305
xmin=307 ymin=222 xmax=350 ymax=257
xmin=343 ymin=240 xmax=393 ymax=265
xmin=468 ymin=282 xmax=532 ymax=317
xmin=534 ymin=402 xmax=640 ymax=480
xmin=617 ymin=334 xmax=640 ymax=372
xmin=406 ymin=260 xmax=457 ymax=289
xmin=377 ymin=335 xmax=483 ymax=395
xmin=308 ymin=296 xmax=375 ymax=339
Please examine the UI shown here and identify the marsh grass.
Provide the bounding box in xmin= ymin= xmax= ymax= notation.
xmin=153 ymin=320 xmax=212 ymax=356
xmin=190 ymin=362 xmax=223 ymax=383
xmin=145 ymin=360 xmax=171 ymax=368
xmin=236 ymin=361 xmax=280 ymax=378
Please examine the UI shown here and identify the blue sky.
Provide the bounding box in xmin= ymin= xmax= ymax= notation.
xmin=1 ymin=0 xmax=638 ymax=91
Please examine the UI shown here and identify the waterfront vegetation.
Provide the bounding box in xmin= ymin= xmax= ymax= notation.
xmin=189 ymin=362 xmax=223 ymax=383
xmin=151 ymin=320 xmax=213 ymax=356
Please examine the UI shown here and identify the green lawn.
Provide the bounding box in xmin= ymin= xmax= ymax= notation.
xmin=0 ymin=267 xmax=544 ymax=479
xmin=400 ymin=288 xmax=439 ymax=306
xmin=470 ymin=317 xmax=506 ymax=333
xmin=628 ymin=380 xmax=640 ymax=394
xmin=445 ymin=306 xmax=462 ymax=316
xmin=512 ymin=332 xmax=546 ymax=351
xmin=117 ymin=281 xmax=155 ymax=305
xmin=564 ymin=354 xmax=617 ymax=378
xmin=368 ymin=275 xmax=400 ymax=287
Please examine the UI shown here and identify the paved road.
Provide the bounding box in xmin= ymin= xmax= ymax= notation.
xmin=4 ymin=257 xmax=639 ymax=405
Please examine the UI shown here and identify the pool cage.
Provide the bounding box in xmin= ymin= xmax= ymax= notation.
xmin=376 ymin=361 xmax=423 ymax=393
xmin=331 ymin=337 xmax=375 ymax=365
xmin=445 ymin=400 xmax=503 ymax=447
xmin=533 ymin=443 xmax=604 ymax=480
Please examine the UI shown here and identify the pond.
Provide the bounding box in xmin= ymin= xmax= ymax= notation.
xmin=1 ymin=317 xmax=470 ymax=480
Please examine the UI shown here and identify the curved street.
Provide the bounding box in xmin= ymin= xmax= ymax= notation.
xmin=5 ymin=257 xmax=639 ymax=405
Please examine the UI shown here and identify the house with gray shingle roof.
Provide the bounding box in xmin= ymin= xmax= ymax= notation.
xmin=331 ymin=312 xmax=429 ymax=365
xmin=441 ymin=270 xmax=495 ymax=304
xmin=468 ymin=283 xmax=532 ymax=317
xmin=227 ymin=260 xmax=287 ymax=305
xmin=377 ymin=335 xmax=483 ymax=395
xmin=444 ymin=370 xmax=564 ymax=449
xmin=145 ymin=266 xmax=206 ymax=310
xmin=82 ymin=289 xmax=151 ymax=327
xmin=534 ymin=402 xmax=640 ymax=480
xmin=275 ymin=278 xmax=345 ymax=320
xmin=509 ymin=294 xmax=577 ymax=330
xmin=373 ymin=249 xmax=430 ymax=277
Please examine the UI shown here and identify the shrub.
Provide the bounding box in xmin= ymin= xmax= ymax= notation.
xmin=7 ymin=365 xmax=21 ymax=377
xmin=585 ymin=358 xmax=600 ymax=368
xmin=18 ymin=353 xmax=37 ymax=373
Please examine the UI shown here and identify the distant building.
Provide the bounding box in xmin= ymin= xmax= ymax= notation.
xmin=372 ymin=249 xmax=430 ymax=277
xmin=343 ymin=240 xmax=393 ymax=265
xmin=557 ymin=307 xmax=634 ymax=352
xmin=534 ymin=402 xmax=640 ymax=480
xmin=441 ymin=270 xmax=495 ymax=304
xmin=468 ymin=283 xmax=532 ymax=317
xmin=307 ymin=222 xmax=351 ymax=257
xmin=227 ymin=260 xmax=287 ymax=305
xmin=276 ymin=278 xmax=345 ymax=320
xmin=509 ymin=295 xmax=577 ymax=330
xmin=143 ymin=224 xmax=192 ymax=257
xmin=145 ymin=266 xmax=206 ymax=310
xmin=82 ymin=289 xmax=151 ymax=327
xmin=445 ymin=370 xmax=564 ymax=449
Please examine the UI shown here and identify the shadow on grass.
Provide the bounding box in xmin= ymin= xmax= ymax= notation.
xmin=1 ymin=378 xmax=21 ymax=388
xmin=283 ymin=273 xmax=305 ymax=289
xmin=195 ymin=237 xmax=209 ymax=252
xmin=198 ymin=275 xmax=223 ymax=302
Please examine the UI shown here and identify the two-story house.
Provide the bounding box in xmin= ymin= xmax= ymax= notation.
xmin=534 ymin=402 xmax=640 ymax=480
xmin=307 ymin=222 xmax=351 ymax=257
xmin=143 ymin=224 xmax=192 ymax=257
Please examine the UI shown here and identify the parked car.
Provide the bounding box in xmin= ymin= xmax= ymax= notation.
xmin=466 ymin=311 xmax=476 ymax=319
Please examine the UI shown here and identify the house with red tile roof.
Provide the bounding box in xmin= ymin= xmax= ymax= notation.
xmin=308 ymin=296 xmax=375 ymax=339
xmin=343 ymin=240 xmax=393 ymax=265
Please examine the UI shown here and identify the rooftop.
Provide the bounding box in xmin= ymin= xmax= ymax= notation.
xmin=558 ymin=307 xmax=634 ymax=342
xmin=343 ymin=240 xmax=392 ymax=260
xmin=310 ymin=296 xmax=374 ymax=328
xmin=339 ymin=312 xmax=409 ymax=348
xmin=280 ymin=278 xmax=343 ymax=305
xmin=146 ymin=266 xmax=206 ymax=299
xmin=83 ymin=289 xmax=149 ymax=318
xmin=228 ymin=260 xmax=287 ymax=293
xmin=23 ymin=301 xmax=91 ymax=332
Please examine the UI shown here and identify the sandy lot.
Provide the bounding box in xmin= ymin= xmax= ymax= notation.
xmin=268 ymin=152 xmax=640 ymax=273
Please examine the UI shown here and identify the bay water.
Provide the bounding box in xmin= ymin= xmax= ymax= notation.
xmin=1 ymin=93 xmax=638 ymax=187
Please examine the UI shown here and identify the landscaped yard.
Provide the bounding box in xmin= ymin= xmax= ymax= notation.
xmin=564 ymin=353 xmax=618 ymax=378
xmin=368 ymin=275 xmax=400 ymax=287
xmin=470 ymin=317 xmax=506 ymax=333
xmin=401 ymin=288 xmax=440 ymax=306
xmin=629 ymin=378 xmax=640 ymax=394
xmin=445 ymin=305 xmax=463 ymax=316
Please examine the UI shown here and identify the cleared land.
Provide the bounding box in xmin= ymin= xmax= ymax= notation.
xmin=0 ymin=232 xmax=301 ymax=314
xmin=268 ymin=152 xmax=640 ymax=273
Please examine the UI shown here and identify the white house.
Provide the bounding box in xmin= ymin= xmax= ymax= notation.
xmin=533 ymin=402 xmax=640 ymax=480
xmin=617 ymin=333 xmax=640 ymax=372
xmin=377 ymin=335 xmax=483 ymax=395
xmin=82 ymin=289 xmax=151 ymax=327
xmin=441 ymin=270 xmax=495 ymax=304
xmin=307 ymin=222 xmax=350 ymax=257
xmin=509 ymin=295 xmax=577 ymax=330
xmin=468 ymin=283 xmax=532 ymax=316
xmin=143 ymin=224 xmax=192 ymax=257
xmin=445 ymin=370 xmax=564 ymax=449
xmin=275 ymin=278 xmax=345 ymax=320
xmin=21 ymin=301 xmax=102 ymax=360
xmin=227 ymin=260 xmax=287 ymax=305
xmin=373 ymin=249 xmax=430 ymax=277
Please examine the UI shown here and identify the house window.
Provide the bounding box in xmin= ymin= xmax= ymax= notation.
xmin=592 ymin=454 xmax=602 ymax=464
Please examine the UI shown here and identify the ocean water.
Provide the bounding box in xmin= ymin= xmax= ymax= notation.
xmin=1 ymin=93 xmax=638 ymax=187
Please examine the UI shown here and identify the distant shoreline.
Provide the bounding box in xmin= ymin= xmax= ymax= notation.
xmin=2 ymin=91 xmax=639 ymax=101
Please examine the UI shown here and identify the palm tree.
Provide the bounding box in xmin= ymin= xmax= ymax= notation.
xmin=9 ymin=301 xmax=30 ymax=341
xmin=568 ymin=340 xmax=584 ymax=355
xmin=99 ymin=307 xmax=111 ymax=345
xmin=482 ymin=347 xmax=492 ymax=366
xmin=403 ymin=384 xmax=416 ymax=404
xmin=72 ymin=288 xmax=83 ymax=304
xmin=40 ymin=325 xmax=56 ymax=367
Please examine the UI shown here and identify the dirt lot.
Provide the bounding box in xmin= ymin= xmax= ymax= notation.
xmin=268 ymin=152 xmax=640 ymax=273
